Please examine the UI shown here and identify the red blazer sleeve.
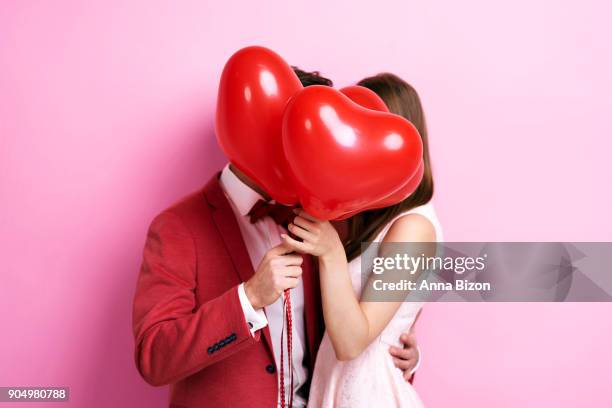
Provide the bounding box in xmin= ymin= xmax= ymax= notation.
xmin=132 ymin=211 xmax=258 ymax=386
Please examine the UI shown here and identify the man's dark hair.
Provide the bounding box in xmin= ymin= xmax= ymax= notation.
xmin=292 ymin=66 xmax=333 ymax=87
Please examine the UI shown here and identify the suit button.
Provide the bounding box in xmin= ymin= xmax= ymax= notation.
xmin=265 ymin=364 xmax=276 ymax=374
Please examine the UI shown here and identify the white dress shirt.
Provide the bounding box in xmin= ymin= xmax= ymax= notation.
xmin=220 ymin=165 xmax=307 ymax=408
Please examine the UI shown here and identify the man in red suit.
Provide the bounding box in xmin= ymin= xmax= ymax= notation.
xmin=132 ymin=69 xmax=421 ymax=407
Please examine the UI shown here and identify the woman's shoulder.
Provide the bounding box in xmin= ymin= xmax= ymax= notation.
xmin=384 ymin=212 xmax=436 ymax=243
xmin=380 ymin=203 xmax=443 ymax=243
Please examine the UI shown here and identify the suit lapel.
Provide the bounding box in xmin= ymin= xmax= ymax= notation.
xmin=203 ymin=174 xmax=275 ymax=357
xmin=205 ymin=175 xmax=254 ymax=284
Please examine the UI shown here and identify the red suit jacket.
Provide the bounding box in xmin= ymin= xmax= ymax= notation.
xmin=133 ymin=174 xmax=324 ymax=407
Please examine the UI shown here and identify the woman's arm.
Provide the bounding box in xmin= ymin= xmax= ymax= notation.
xmin=282 ymin=210 xmax=436 ymax=361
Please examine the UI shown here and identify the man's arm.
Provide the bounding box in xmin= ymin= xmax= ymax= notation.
xmin=389 ymin=310 xmax=422 ymax=383
xmin=132 ymin=211 xmax=257 ymax=386
xmin=390 ymin=332 xmax=420 ymax=383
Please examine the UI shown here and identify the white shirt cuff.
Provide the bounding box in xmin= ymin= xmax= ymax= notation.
xmin=237 ymin=283 xmax=268 ymax=335
xmin=410 ymin=346 xmax=421 ymax=376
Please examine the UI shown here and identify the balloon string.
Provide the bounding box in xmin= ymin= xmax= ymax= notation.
xmin=279 ymin=289 xmax=293 ymax=408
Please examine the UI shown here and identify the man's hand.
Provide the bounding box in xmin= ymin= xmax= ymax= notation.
xmin=389 ymin=333 xmax=420 ymax=381
xmin=244 ymin=243 xmax=303 ymax=309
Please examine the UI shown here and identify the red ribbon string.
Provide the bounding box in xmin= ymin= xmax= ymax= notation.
xmin=279 ymin=289 xmax=293 ymax=408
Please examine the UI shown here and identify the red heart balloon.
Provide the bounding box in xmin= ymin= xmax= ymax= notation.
xmin=340 ymin=85 xmax=424 ymax=216
xmin=216 ymin=46 xmax=302 ymax=204
xmin=340 ymin=85 xmax=389 ymax=113
xmin=370 ymin=160 xmax=424 ymax=208
xmin=334 ymin=161 xmax=424 ymax=220
xmin=282 ymin=85 xmax=423 ymax=220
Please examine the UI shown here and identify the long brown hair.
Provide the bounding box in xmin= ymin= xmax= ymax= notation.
xmin=343 ymin=73 xmax=434 ymax=261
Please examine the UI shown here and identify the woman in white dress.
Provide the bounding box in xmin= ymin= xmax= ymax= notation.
xmin=282 ymin=73 xmax=442 ymax=408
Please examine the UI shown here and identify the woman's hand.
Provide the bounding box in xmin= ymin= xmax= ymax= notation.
xmin=281 ymin=209 xmax=344 ymax=260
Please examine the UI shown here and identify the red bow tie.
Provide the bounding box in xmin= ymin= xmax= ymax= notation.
xmin=247 ymin=199 xmax=296 ymax=228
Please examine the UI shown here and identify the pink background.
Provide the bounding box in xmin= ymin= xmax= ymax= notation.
xmin=1 ymin=1 xmax=611 ymax=406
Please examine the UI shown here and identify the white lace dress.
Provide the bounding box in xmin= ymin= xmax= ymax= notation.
xmin=308 ymin=204 xmax=443 ymax=408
